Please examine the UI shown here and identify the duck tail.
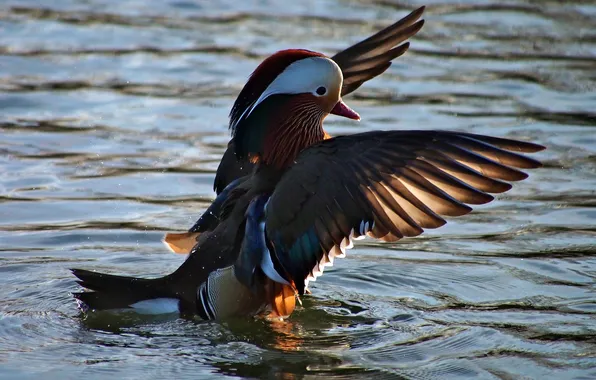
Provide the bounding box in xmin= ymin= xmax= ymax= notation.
xmin=71 ymin=269 xmax=179 ymax=314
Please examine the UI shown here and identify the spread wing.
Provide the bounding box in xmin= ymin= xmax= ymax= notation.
xmin=264 ymin=130 xmax=544 ymax=293
xmin=332 ymin=6 xmax=425 ymax=96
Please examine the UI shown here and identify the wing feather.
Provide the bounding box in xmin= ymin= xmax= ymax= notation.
xmin=332 ymin=7 xmax=426 ymax=96
xmin=264 ymin=130 xmax=544 ymax=293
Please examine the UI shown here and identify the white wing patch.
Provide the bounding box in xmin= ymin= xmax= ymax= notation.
xmin=130 ymin=298 xmax=180 ymax=315
xmin=259 ymin=221 xmax=291 ymax=285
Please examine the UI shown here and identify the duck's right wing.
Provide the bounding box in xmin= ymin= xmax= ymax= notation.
xmin=261 ymin=130 xmax=544 ymax=293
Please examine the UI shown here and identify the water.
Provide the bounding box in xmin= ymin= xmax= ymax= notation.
xmin=1 ymin=1 xmax=595 ymax=378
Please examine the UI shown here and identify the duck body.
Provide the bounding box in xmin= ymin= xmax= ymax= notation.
xmin=72 ymin=7 xmax=546 ymax=320
xmin=73 ymin=128 xmax=544 ymax=319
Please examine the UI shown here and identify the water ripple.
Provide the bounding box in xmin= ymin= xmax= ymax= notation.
xmin=1 ymin=0 xmax=595 ymax=379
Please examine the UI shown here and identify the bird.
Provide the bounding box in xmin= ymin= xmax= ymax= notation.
xmin=72 ymin=6 xmax=545 ymax=320
xmin=161 ymin=7 xmax=425 ymax=255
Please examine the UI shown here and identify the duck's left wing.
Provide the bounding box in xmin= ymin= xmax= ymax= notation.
xmin=263 ymin=130 xmax=544 ymax=293
xmin=213 ymin=140 xmax=254 ymax=194
xmin=163 ymin=175 xmax=250 ymax=254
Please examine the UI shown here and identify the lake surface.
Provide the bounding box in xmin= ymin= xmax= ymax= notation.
xmin=1 ymin=0 xmax=595 ymax=379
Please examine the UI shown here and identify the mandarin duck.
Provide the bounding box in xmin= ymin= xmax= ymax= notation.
xmin=72 ymin=6 xmax=545 ymax=320
xmin=161 ymin=6 xmax=425 ymax=255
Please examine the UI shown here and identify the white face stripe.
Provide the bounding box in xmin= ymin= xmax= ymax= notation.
xmin=231 ymin=57 xmax=343 ymax=130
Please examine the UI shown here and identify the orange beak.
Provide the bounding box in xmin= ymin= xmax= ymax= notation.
xmin=330 ymin=99 xmax=360 ymax=120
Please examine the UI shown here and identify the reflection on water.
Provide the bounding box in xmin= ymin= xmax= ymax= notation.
xmin=1 ymin=0 xmax=595 ymax=379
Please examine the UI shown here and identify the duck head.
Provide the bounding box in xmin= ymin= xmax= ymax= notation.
xmin=230 ymin=49 xmax=360 ymax=168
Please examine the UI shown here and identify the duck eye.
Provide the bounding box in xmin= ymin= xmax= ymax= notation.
xmin=316 ymin=86 xmax=327 ymax=96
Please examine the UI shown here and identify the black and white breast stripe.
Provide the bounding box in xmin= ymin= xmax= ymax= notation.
xmin=196 ymin=281 xmax=216 ymax=320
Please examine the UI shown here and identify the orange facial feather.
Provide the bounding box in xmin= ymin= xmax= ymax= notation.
xmin=261 ymin=94 xmax=325 ymax=168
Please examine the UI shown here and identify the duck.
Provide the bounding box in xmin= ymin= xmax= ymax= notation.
xmin=161 ymin=7 xmax=425 ymax=255
xmin=72 ymin=6 xmax=545 ymax=320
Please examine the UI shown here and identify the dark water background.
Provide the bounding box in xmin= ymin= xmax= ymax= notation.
xmin=1 ymin=1 xmax=595 ymax=379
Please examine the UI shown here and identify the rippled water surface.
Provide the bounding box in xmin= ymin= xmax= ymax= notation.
xmin=1 ymin=0 xmax=596 ymax=379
